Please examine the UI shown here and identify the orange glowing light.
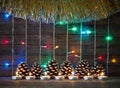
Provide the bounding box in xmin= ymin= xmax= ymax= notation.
xmin=55 ymin=45 xmax=59 ymax=49
xmin=71 ymin=50 xmax=75 ymax=53
xmin=112 ymin=58 xmax=117 ymax=63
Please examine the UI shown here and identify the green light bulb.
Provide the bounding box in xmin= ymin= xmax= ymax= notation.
xmin=72 ymin=27 xmax=77 ymax=31
xmin=105 ymin=36 xmax=112 ymax=41
xmin=86 ymin=30 xmax=92 ymax=34
xmin=58 ymin=21 xmax=66 ymax=25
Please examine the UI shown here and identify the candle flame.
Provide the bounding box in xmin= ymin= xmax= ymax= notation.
xmin=44 ymin=72 xmax=47 ymax=76
xmin=72 ymin=71 xmax=74 ymax=76
xmin=59 ymin=72 xmax=61 ymax=76
xmin=16 ymin=71 xmax=18 ymax=76
xmin=100 ymin=72 xmax=105 ymax=76
xmin=87 ymin=72 xmax=90 ymax=76
xmin=29 ymin=72 xmax=32 ymax=76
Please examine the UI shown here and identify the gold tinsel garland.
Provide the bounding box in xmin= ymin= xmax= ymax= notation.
xmin=0 ymin=0 xmax=120 ymax=22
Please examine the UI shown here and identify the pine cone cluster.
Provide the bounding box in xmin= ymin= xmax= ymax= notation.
xmin=46 ymin=60 xmax=59 ymax=79
xmin=16 ymin=62 xmax=29 ymax=79
xmin=60 ymin=61 xmax=74 ymax=79
xmin=90 ymin=64 xmax=105 ymax=78
xmin=75 ymin=60 xmax=90 ymax=78
xmin=30 ymin=62 xmax=42 ymax=79
xmin=15 ymin=59 xmax=106 ymax=79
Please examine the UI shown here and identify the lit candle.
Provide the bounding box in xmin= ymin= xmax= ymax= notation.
xmin=16 ymin=71 xmax=18 ymax=76
xmin=25 ymin=72 xmax=35 ymax=80
xmin=100 ymin=72 xmax=105 ymax=76
xmin=12 ymin=71 xmax=22 ymax=80
xmin=40 ymin=72 xmax=50 ymax=80
xmin=12 ymin=76 xmax=22 ymax=80
xmin=26 ymin=76 xmax=35 ymax=80
xmin=98 ymin=72 xmax=108 ymax=80
xmin=68 ymin=71 xmax=78 ymax=80
xmin=44 ymin=72 xmax=47 ymax=76
xmin=87 ymin=72 xmax=90 ymax=76
xmin=55 ymin=72 xmax=64 ymax=80
xmin=29 ymin=72 xmax=32 ymax=76
xmin=72 ymin=71 xmax=74 ymax=76
xmin=83 ymin=72 xmax=93 ymax=80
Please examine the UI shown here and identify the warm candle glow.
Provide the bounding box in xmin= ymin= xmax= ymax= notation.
xmin=100 ymin=72 xmax=105 ymax=76
xmin=59 ymin=72 xmax=61 ymax=76
xmin=87 ymin=72 xmax=90 ymax=76
xmin=29 ymin=72 xmax=32 ymax=76
xmin=72 ymin=71 xmax=74 ymax=76
xmin=16 ymin=71 xmax=18 ymax=76
xmin=44 ymin=72 xmax=47 ymax=76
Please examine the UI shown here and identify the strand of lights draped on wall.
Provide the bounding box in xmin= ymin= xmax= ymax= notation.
xmin=0 ymin=0 xmax=119 ymax=77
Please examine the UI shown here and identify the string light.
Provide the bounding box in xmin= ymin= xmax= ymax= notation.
xmin=55 ymin=45 xmax=59 ymax=49
xmin=105 ymin=36 xmax=113 ymax=41
xmin=71 ymin=50 xmax=75 ymax=53
xmin=4 ymin=62 xmax=10 ymax=66
xmin=82 ymin=30 xmax=92 ymax=35
xmin=3 ymin=39 xmax=9 ymax=45
xmin=111 ymin=58 xmax=117 ymax=63
xmin=2 ymin=12 xmax=11 ymax=20
xmin=21 ymin=41 xmax=25 ymax=45
xmin=71 ymin=26 xmax=77 ymax=32
xmin=98 ymin=55 xmax=103 ymax=60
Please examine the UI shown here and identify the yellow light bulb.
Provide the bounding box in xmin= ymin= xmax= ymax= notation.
xmin=112 ymin=58 xmax=117 ymax=63
xmin=71 ymin=50 xmax=75 ymax=53
xmin=55 ymin=45 xmax=59 ymax=49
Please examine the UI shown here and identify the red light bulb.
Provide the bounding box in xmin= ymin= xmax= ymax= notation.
xmin=21 ymin=41 xmax=25 ymax=45
xmin=98 ymin=55 xmax=103 ymax=60
xmin=3 ymin=39 xmax=9 ymax=45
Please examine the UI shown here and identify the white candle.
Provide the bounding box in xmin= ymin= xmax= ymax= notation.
xmin=55 ymin=76 xmax=64 ymax=80
xmin=40 ymin=76 xmax=50 ymax=80
xmin=12 ymin=76 xmax=22 ymax=80
xmin=68 ymin=71 xmax=78 ymax=80
xmin=15 ymin=71 xmax=18 ymax=76
xmin=68 ymin=76 xmax=78 ymax=80
xmin=98 ymin=72 xmax=108 ymax=80
xmin=98 ymin=76 xmax=108 ymax=80
xmin=83 ymin=76 xmax=93 ymax=80
xmin=26 ymin=76 xmax=35 ymax=80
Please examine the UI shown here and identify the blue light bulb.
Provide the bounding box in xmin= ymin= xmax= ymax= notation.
xmin=4 ymin=62 xmax=10 ymax=66
xmin=3 ymin=12 xmax=11 ymax=20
